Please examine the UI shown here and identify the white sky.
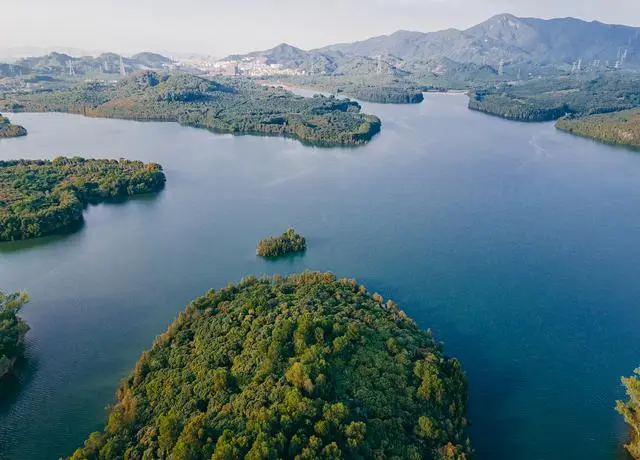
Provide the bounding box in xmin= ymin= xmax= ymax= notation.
xmin=2 ymin=0 xmax=639 ymax=57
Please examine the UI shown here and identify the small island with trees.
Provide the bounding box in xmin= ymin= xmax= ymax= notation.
xmin=0 ymin=290 xmax=30 ymax=381
xmin=0 ymin=71 xmax=381 ymax=147
xmin=70 ymin=272 xmax=471 ymax=460
xmin=0 ymin=157 xmax=166 ymax=241
xmin=0 ymin=113 xmax=27 ymax=138
xmin=256 ymin=227 xmax=307 ymax=258
xmin=617 ymin=368 xmax=640 ymax=459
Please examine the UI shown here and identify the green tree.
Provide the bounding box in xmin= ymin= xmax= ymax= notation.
xmin=617 ymin=368 xmax=640 ymax=459
xmin=0 ymin=290 xmax=30 ymax=379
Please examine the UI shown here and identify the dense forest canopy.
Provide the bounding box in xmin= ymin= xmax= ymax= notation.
xmin=617 ymin=369 xmax=640 ymax=459
xmin=256 ymin=228 xmax=307 ymax=258
xmin=468 ymin=73 xmax=640 ymax=122
xmin=71 ymin=272 xmax=471 ymax=460
xmin=0 ymin=113 xmax=27 ymax=138
xmin=0 ymin=290 xmax=29 ymax=380
xmin=0 ymin=72 xmax=381 ymax=146
xmin=0 ymin=157 xmax=165 ymax=241
xmin=556 ymin=109 xmax=640 ymax=148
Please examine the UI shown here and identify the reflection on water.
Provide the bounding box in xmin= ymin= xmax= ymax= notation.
xmin=0 ymin=192 xmax=163 ymax=254
xmin=0 ymin=346 xmax=39 ymax=416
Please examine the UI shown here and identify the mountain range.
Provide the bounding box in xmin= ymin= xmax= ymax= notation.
xmin=0 ymin=52 xmax=174 ymax=78
xmin=224 ymin=14 xmax=640 ymax=75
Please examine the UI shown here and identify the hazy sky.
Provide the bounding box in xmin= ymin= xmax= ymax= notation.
xmin=2 ymin=0 xmax=640 ymax=57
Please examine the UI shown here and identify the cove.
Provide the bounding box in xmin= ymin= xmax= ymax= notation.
xmin=0 ymin=94 xmax=638 ymax=459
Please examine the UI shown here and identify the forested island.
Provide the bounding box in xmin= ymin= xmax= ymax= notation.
xmin=256 ymin=228 xmax=307 ymax=257
xmin=70 ymin=272 xmax=471 ymax=460
xmin=0 ymin=72 xmax=381 ymax=147
xmin=467 ymin=73 xmax=640 ymax=122
xmin=617 ymin=369 xmax=640 ymax=459
xmin=0 ymin=113 xmax=27 ymax=138
xmin=556 ymin=109 xmax=640 ymax=148
xmin=0 ymin=290 xmax=30 ymax=380
xmin=0 ymin=157 xmax=165 ymax=241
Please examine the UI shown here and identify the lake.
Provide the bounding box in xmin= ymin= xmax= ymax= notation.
xmin=0 ymin=93 xmax=638 ymax=459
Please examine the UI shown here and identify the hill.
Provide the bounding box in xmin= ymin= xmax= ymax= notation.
xmin=70 ymin=272 xmax=471 ymax=460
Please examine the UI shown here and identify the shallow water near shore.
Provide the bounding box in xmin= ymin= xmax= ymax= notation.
xmin=0 ymin=93 xmax=638 ymax=459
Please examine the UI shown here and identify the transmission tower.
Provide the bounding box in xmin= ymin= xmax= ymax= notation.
xmin=119 ymin=56 xmax=126 ymax=76
xmin=69 ymin=60 xmax=75 ymax=76
xmin=498 ymin=59 xmax=504 ymax=76
xmin=376 ymin=55 xmax=382 ymax=75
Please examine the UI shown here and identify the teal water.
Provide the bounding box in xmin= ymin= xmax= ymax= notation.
xmin=0 ymin=93 xmax=638 ymax=459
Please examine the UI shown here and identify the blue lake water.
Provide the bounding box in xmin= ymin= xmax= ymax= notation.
xmin=0 ymin=93 xmax=638 ymax=459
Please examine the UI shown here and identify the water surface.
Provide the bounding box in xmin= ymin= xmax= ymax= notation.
xmin=0 ymin=94 xmax=638 ymax=459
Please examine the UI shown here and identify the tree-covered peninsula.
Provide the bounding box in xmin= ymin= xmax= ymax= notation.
xmin=468 ymin=73 xmax=640 ymax=122
xmin=0 ymin=113 xmax=27 ymax=138
xmin=556 ymin=109 xmax=640 ymax=148
xmin=0 ymin=157 xmax=165 ymax=241
xmin=0 ymin=72 xmax=381 ymax=147
xmin=256 ymin=228 xmax=307 ymax=258
xmin=0 ymin=290 xmax=30 ymax=380
xmin=617 ymin=369 xmax=640 ymax=459
xmin=71 ymin=272 xmax=471 ymax=460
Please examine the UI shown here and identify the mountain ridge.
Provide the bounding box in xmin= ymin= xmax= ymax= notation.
xmin=222 ymin=14 xmax=640 ymax=74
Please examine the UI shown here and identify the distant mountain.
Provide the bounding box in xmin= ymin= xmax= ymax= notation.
xmin=2 ymin=52 xmax=175 ymax=77
xmin=0 ymin=46 xmax=104 ymax=61
xmin=223 ymin=14 xmax=640 ymax=77
xmin=130 ymin=52 xmax=173 ymax=68
xmin=224 ymin=43 xmax=339 ymax=74
xmin=319 ymin=14 xmax=640 ymax=69
xmin=222 ymin=43 xmax=408 ymax=76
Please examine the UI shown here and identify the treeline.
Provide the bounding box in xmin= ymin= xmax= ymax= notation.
xmin=256 ymin=228 xmax=307 ymax=257
xmin=617 ymin=369 xmax=640 ymax=459
xmin=71 ymin=272 xmax=471 ymax=460
xmin=0 ymin=291 xmax=29 ymax=380
xmin=468 ymin=72 xmax=640 ymax=122
xmin=348 ymin=86 xmax=424 ymax=104
xmin=0 ymin=157 xmax=165 ymax=241
xmin=468 ymin=91 xmax=569 ymax=121
xmin=556 ymin=109 xmax=640 ymax=148
xmin=0 ymin=72 xmax=381 ymax=147
xmin=0 ymin=113 xmax=27 ymax=138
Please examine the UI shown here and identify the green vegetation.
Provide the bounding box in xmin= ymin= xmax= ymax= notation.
xmin=616 ymin=369 xmax=640 ymax=459
xmin=0 ymin=157 xmax=165 ymax=241
xmin=0 ymin=72 xmax=381 ymax=147
xmin=294 ymin=79 xmax=425 ymax=104
xmin=0 ymin=113 xmax=27 ymax=138
xmin=468 ymin=73 xmax=640 ymax=122
xmin=348 ymin=87 xmax=424 ymax=104
xmin=556 ymin=109 xmax=640 ymax=148
xmin=71 ymin=272 xmax=471 ymax=460
xmin=0 ymin=290 xmax=29 ymax=380
xmin=257 ymin=228 xmax=307 ymax=258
